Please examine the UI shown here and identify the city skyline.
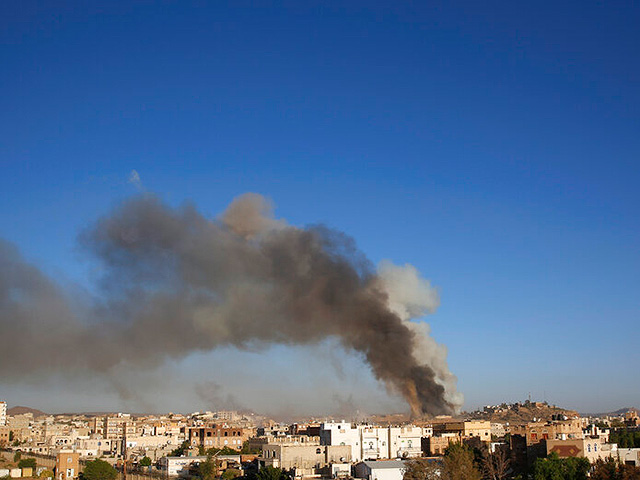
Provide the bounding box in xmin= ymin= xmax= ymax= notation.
xmin=1 ymin=2 xmax=639 ymax=415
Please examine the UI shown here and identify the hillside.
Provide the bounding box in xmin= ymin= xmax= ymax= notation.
xmin=6 ymin=405 xmax=48 ymax=417
xmin=465 ymin=401 xmax=578 ymax=424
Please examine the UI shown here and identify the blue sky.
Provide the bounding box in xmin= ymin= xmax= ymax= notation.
xmin=1 ymin=1 xmax=639 ymax=415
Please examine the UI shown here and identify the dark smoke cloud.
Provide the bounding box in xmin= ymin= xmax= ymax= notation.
xmin=195 ymin=381 xmax=244 ymax=412
xmin=0 ymin=193 xmax=461 ymax=415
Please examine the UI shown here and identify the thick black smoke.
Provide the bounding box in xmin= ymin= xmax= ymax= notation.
xmin=0 ymin=194 xmax=461 ymax=415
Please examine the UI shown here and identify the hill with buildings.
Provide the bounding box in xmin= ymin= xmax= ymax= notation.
xmin=464 ymin=400 xmax=578 ymax=423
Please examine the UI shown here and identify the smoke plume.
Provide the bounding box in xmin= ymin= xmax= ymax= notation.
xmin=0 ymin=193 xmax=462 ymax=415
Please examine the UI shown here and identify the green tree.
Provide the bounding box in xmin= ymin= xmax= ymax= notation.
xmin=39 ymin=470 xmax=54 ymax=479
xmin=82 ymin=459 xmax=118 ymax=480
xmin=444 ymin=443 xmax=482 ymax=480
xmin=592 ymin=458 xmax=619 ymax=480
xmin=241 ymin=441 xmax=261 ymax=454
xmin=199 ymin=454 xmax=218 ymax=480
xmin=532 ymin=453 xmax=590 ymax=480
xmin=403 ymin=458 xmax=443 ymax=480
xmin=139 ymin=457 xmax=152 ymax=467
xmin=592 ymin=458 xmax=640 ymax=480
xmin=170 ymin=440 xmax=191 ymax=457
xmin=18 ymin=458 xmax=37 ymax=469
xmin=221 ymin=469 xmax=242 ymax=480
xmin=255 ymin=466 xmax=289 ymax=480
xmin=13 ymin=451 xmax=22 ymax=463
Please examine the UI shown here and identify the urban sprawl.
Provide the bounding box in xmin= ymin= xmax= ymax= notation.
xmin=1 ymin=400 xmax=639 ymax=480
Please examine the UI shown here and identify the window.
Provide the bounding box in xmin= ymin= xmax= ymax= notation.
xmin=316 ymin=448 xmax=322 ymax=454
xmin=587 ymin=444 xmax=591 ymax=452
xmin=594 ymin=445 xmax=598 ymax=452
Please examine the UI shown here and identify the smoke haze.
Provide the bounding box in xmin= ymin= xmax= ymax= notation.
xmin=0 ymin=193 xmax=462 ymax=415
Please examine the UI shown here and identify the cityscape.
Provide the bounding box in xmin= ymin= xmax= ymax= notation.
xmin=2 ymin=2 xmax=639 ymax=480
xmin=1 ymin=400 xmax=640 ymax=480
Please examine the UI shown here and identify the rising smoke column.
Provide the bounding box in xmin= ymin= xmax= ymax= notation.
xmin=0 ymin=193 xmax=462 ymax=415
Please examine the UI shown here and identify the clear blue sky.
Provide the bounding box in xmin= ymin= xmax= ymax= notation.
xmin=1 ymin=1 xmax=639 ymax=415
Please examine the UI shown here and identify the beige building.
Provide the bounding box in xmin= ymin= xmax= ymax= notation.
xmin=55 ymin=451 xmax=80 ymax=480
xmin=262 ymin=443 xmax=351 ymax=476
xmin=509 ymin=418 xmax=582 ymax=446
xmin=426 ymin=435 xmax=460 ymax=455
xmin=546 ymin=436 xmax=616 ymax=462
xmin=189 ymin=426 xmax=249 ymax=450
xmin=0 ymin=401 xmax=6 ymax=426
xmin=0 ymin=426 xmax=10 ymax=446
xmin=432 ymin=421 xmax=491 ymax=441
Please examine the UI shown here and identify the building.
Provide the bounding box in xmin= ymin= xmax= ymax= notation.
xmin=425 ymin=435 xmax=459 ymax=456
xmin=0 ymin=401 xmax=6 ymax=426
xmin=546 ymin=437 xmax=616 ymax=462
xmin=509 ymin=418 xmax=583 ymax=446
xmin=320 ymin=422 xmax=428 ymax=462
xmin=161 ymin=456 xmax=207 ymax=477
xmin=354 ymin=460 xmax=407 ymax=480
xmin=432 ymin=421 xmax=491 ymax=441
xmin=189 ymin=426 xmax=249 ymax=450
xmin=617 ymin=448 xmax=640 ymax=466
xmin=102 ymin=414 xmax=135 ymax=439
xmin=262 ymin=443 xmax=351 ymax=477
xmin=55 ymin=451 xmax=80 ymax=480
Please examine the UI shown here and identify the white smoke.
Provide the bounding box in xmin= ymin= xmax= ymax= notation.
xmin=377 ymin=260 xmax=464 ymax=411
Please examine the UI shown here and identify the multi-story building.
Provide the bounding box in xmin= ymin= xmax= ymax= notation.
xmin=0 ymin=426 xmax=10 ymax=446
xmin=509 ymin=418 xmax=582 ymax=446
xmin=0 ymin=401 xmax=6 ymax=426
xmin=262 ymin=443 xmax=351 ymax=476
xmin=55 ymin=451 xmax=80 ymax=480
xmin=320 ymin=422 xmax=428 ymax=461
xmin=189 ymin=426 xmax=249 ymax=450
xmin=102 ymin=414 xmax=136 ymax=439
xmin=546 ymin=436 xmax=617 ymax=462
xmin=432 ymin=421 xmax=491 ymax=442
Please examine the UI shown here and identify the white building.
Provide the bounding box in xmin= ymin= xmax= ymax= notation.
xmin=354 ymin=460 xmax=407 ymax=480
xmin=160 ymin=456 xmax=207 ymax=477
xmin=320 ymin=423 xmax=427 ymax=462
xmin=617 ymin=448 xmax=640 ymax=466
xmin=0 ymin=402 xmax=6 ymax=426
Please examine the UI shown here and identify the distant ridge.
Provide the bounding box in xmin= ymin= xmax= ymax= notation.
xmin=581 ymin=407 xmax=640 ymax=417
xmin=7 ymin=406 xmax=48 ymax=417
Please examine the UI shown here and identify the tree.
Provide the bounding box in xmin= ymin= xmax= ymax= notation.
xmin=403 ymin=458 xmax=443 ymax=480
xmin=532 ymin=453 xmax=590 ymax=480
xmin=39 ymin=470 xmax=54 ymax=479
xmin=444 ymin=443 xmax=482 ymax=480
xmin=480 ymin=446 xmax=510 ymax=480
xmin=13 ymin=451 xmax=22 ymax=463
xmin=82 ymin=459 xmax=118 ymax=480
xmin=241 ymin=441 xmax=261 ymax=455
xmin=169 ymin=440 xmax=190 ymax=457
xmin=221 ymin=469 xmax=242 ymax=480
xmin=18 ymin=458 xmax=37 ymax=469
xmin=592 ymin=458 xmax=618 ymax=480
xmin=199 ymin=454 xmax=218 ymax=480
xmin=139 ymin=457 xmax=152 ymax=467
xmin=255 ymin=466 xmax=290 ymax=480
xmin=592 ymin=458 xmax=640 ymax=480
